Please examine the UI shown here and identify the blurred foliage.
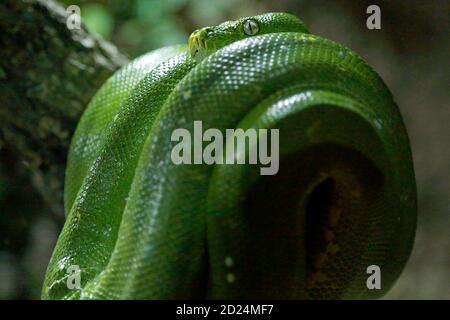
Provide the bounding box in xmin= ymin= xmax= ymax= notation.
xmin=59 ymin=0 xmax=260 ymax=58
xmin=0 ymin=165 xmax=6 ymax=205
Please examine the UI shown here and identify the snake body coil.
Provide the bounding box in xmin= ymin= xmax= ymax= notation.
xmin=43 ymin=13 xmax=416 ymax=299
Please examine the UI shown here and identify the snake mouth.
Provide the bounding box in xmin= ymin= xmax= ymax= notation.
xmin=188 ymin=30 xmax=209 ymax=62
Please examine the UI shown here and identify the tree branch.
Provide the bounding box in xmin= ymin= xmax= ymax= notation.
xmin=0 ymin=0 xmax=128 ymax=215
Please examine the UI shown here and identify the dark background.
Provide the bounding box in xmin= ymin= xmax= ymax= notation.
xmin=0 ymin=0 xmax=448 ymax=299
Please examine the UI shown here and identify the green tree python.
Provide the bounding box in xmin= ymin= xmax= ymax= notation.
xmin=42 ymin=13 xmax=416 ymax=299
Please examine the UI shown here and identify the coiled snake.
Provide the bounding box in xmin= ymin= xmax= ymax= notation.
xmin=43 ymin=13 xmax=416 ymax=299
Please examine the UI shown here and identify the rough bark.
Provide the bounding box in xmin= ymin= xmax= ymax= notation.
xmin=0 ymin=0 xmax=128 ymax=216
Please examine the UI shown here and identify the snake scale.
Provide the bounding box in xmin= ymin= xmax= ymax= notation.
xmin=42 ymin=13 xmax=416 ymax=299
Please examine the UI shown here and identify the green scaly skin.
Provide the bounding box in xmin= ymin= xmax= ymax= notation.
xmin=42 ymin=13 xmax=416 ymax=299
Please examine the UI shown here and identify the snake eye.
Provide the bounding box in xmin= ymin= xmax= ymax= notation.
xmin=243 ymin=19 xmax=259 ymax=36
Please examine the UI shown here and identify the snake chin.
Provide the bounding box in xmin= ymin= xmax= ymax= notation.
xmin=188 ymin=31 xmax=211 ymax=63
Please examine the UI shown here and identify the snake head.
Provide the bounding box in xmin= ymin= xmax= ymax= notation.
xmin=188 ymin=12 xmax=309 ymax=63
